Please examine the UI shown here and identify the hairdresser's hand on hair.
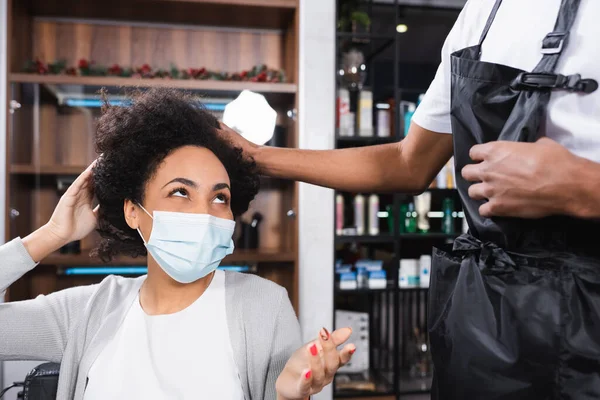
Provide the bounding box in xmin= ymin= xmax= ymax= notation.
xmin=276 ymin=327 xmax=355 ymax=400
xmin=217 ymin=122 xmax=259 ymax=159
xmin=23 ymin=161 xmax=98 ymax=262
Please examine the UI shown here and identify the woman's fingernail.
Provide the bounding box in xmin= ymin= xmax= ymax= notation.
xmin=349 ymin=347 xmax=356 ymax=355
xmin=310 ymin=343 xmax=318 ymax=356
xmin=305 ymin=370 xmax=312 ymax=379
xmin=320 ymin=327 xmax=330 ymax=341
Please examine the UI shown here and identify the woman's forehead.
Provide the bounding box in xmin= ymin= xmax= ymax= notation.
xmin=152 ymin=146 xmax=230 ymax=186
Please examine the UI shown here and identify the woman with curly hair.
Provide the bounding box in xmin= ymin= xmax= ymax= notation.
xmin=0 ymin=88 xmax=354 ymax=400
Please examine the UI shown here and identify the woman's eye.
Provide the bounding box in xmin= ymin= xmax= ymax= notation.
xmin=213 ymin=194 xmax=228 ymax=204
xmin=171 ymin=188 xmax=188 ymax=198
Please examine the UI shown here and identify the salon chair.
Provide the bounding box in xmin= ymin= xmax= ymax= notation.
xmin=0 ymin=363 xmax=59 ymax=400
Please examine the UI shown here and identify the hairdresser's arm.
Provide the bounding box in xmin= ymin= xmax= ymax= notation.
xmin=219 ymin=122 xmax=453 ymax=193
xmin=0 ymin=162 xmax=98 ymax=362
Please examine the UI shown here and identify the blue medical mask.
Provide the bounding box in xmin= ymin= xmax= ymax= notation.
xmin=136 ymin=204 xmax=235 ymax=284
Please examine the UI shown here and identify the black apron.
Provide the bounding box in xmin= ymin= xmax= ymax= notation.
xmin=428 ymin=0 xmax=600 ymax=398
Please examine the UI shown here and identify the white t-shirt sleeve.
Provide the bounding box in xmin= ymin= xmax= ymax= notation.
xmin=412 ymin=0 xmax=493 ymax=134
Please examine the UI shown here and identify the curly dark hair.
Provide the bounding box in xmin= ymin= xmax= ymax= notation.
xmin=91 ymin=88 xmax=259 ymax=261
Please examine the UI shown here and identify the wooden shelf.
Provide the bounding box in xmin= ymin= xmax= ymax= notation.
xmin=10 ymin=73 xmax=297 ymax=95
xmin=336 ymin=136 xmax=397 ymax=147
xmin=28 ymin=0 xmax=297 ymax=30
xmin=399 ymin=233 xmax=457 ymax=239
xmin=335 ymin=235 xmax=395 ymax=244
xmin=41 ymin=249 xmax=296 ymax=266
xmin=11 ymin=164 xmax=87 ymax=175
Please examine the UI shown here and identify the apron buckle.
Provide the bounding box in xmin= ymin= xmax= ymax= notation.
xmin=511 ymin=72 xmax=598 ymax=94
xmin=541 ymin=31 xmax=568 ymax=54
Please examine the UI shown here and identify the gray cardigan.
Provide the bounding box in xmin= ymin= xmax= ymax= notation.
xmin=0 ymin=238 xmax=302 ymax=399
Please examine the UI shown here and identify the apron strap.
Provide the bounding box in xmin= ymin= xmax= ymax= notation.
xmin=533 ymin=0 xmax=581 ymax=73
xmin=477 ymin=0 xmax=503 ymax=55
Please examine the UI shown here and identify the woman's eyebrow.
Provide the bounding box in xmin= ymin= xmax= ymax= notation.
xmin=213 ymin=183 xmax=231 ymax=192
xmin=162 ymin=177 xmax=198 ymax=189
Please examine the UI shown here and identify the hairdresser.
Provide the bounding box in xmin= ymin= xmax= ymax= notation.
xmin=219 ymin=0 xmax=600 ymax=398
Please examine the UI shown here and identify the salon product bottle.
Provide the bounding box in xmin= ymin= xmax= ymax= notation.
xmin=368 ymin=194 xmax=379 ymax=235
xmin=446 ymin=158 xmax=455 ymax=189
xmin=337 ymin=88 xmax=351 ymax=136
xmin=376 ymin=105 xmax=390 ymax=137
xmin=354 ymin=194 xmax=365 ymax=235
xmin=442 ymin=198 xmax=455 ymax=234
xmin=356 ymin=267 xmax=368 ymax=289
xmin=405 ymin=203 xmax=417 ymax=234
xmin=399 ymin=204 xmax=408 ymax=233
xmin=399 ymin=259 xmax=419 ymax=288
xmin=336 ymin=194 xmax=344 ymax=235
xmin=403 ymin=103 xmax=416 ymax=137
xmin=436 ymin=164 xmax=447 ymax=189
xmin=358 ymin=89 xmax=373 ymax=137
xmin=414 ymin=193 xmax=431 ymax=233
xmin=386 ymin=204 xmax=394 ymax=234
xmin=419 ymin=255 xmax=431 ymax=288
xmin=347 ymin=112 xmax=356 ymax=137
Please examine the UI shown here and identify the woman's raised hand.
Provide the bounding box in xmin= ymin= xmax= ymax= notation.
xmin=23 ymin=161 xmax=98 ymax=262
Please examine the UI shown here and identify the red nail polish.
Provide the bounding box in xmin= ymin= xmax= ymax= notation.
xmin=310 ymin=344 xmax=318 ymax=356
xmin=320 ymin=327 xmax=330 ymax=341
xmin=350 ymin=348 xmax=356 ymax=355
xmin=305 ymin=370 xmax=312 ymax=379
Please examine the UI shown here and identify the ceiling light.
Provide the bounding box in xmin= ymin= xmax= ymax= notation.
xmin=396 ymin=24 xmax=408 ymax=33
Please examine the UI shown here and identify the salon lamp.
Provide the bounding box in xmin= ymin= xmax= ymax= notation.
xmin=222 ymin=90 xmax=277 ymax=145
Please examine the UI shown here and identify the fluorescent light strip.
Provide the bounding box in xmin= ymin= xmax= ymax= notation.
xmin=64 ymin=267 xmax=147 ymax=275
xmin=64 ymin=265 xmax=250 ymax=276
xmin=64 ymin=98 xmax=228 ymax=111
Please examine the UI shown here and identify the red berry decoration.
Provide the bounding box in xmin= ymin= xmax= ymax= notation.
xmin=24 ymin=59 xmax=286 ymax=83
xmin=108 ymin=64 xmax=122 ymax=76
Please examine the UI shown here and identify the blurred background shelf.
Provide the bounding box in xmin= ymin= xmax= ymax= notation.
xmin=399 ymin=232 xmax=457 ymax=240
xmin=335 ymin=369 xmax=395 ymax=398
xmin=11 ymin=164 xmax=87 ymax=175
xmin=336 ymin=136 xmax=397 ymax=147
xmin=335 ymin=235 xmax=395 ymax=244
xmin=24 ymin=0 xmax=297 ymax=30
xmin=10 ymin=73 xmax=298 ymax=94
xmin=9 ymin=73 xmax=297 ymax=105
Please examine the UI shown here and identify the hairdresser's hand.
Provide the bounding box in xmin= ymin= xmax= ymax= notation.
xmin=217 ymin=122 xmax=259 ymax=159
xmin=23 ymin=161 xmax=98 ymax=262
xmin=462 ymin=138 xmax=582 ymax=218
xmin=276 ymin=327 xmax=355 ymax=400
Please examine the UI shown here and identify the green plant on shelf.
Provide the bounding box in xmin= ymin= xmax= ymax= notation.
xmin=337 ymin=0 xmax=371 ymax=33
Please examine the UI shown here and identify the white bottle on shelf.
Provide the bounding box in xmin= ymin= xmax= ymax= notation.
xmin=354 ymin=194 xmax=365 ymax=236
xmin=419 ymin=255 xmax=431 ymax=288
xmin=358 ymin=90 xmax=373 ymax=137
xmin=368 ymin=194 xmax=379 ymax=236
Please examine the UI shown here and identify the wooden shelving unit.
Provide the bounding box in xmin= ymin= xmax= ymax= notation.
xmin=5 ymin=0 xmax=300 ymax=308
xmin=10 ymin=73 xmax=298 ymax=95
xmin=11 ymin=164 xmax=87 ymax=175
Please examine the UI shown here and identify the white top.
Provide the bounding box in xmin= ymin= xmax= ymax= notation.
xmin=412 ymin=0 xmax=600 ymax=163
xmin=83 ymin=270 xmax=244 ymax=400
